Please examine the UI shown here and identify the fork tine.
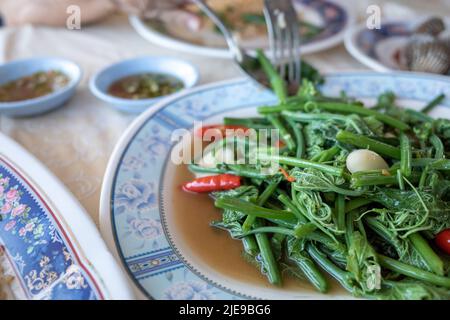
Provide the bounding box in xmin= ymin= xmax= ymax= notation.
xmin=287 ymin=23 xmax=295 ymax=82
xmin=263 ymin=3 xmax=276 ymax=62
xmin=291 ymin=25 xmax=301 ymax=84
xmin=288 ymin=8 xmax=301 ymax=85
xmin=283 ymin=2 xmax=300 ymax=84
xmin=264 ymin=4 xmax=287 ymax=77
xmin=263 ymin=3 xmax=283 ymax=70
xmin=277 ymin=16 xmax=287 ymax=80
xmin=263 ymin=0 xmax=301 ymax=90
xmin=293 ymin=30 xmax=301 ymax=85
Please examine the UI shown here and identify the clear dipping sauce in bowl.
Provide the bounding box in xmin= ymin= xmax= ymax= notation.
xmin=107 ymin=73 xmax=184 ymax=100
xmin=0 ymin=70 xmax=70 ymax=102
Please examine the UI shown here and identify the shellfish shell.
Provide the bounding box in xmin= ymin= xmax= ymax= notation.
xmin=414 ymin=16 xmax=446 ymax=36
xmin=407 ymin=39 xmax=450 ymax=74
xmin=404 ymin=34 xmax=434 ymax=68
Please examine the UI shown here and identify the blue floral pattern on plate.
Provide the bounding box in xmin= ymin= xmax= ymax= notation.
xmin=0 ymin=157 xmax=102 ymax=300
xmin=108 ymin=73 xmax=450 ymax=299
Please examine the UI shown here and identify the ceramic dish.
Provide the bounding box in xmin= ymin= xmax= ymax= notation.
xmin=0 ymin=57 xmax=82 ymax=117
xmin=345 ymin=18 xmax=450 ymax=72
xmin=129 ymin=0 xmax=355 ymax=58
xmin=99 ymin=72 xmax=450 ymax=300
xmin=89 ymin=56 xmax=199 ymax=114
xmin=0 ymin=132 xmax=134 ymax=300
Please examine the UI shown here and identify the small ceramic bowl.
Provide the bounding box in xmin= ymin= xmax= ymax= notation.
xmin=89 ymin=56 xmax=199 ymax=114
xmin=0 ymin=57 xmax=82 ymax=117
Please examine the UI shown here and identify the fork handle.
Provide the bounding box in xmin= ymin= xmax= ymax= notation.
xmin=191 ymin=0 xmax=244 ymax=61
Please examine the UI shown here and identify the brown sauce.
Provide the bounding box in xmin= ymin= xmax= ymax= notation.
xmin=107 ymin=73 xmax=184 ymax=100
xmin=164 ymin=161 xmax=350 ymax=298
xmin=0 ymin=70 xmax=69 ymax=102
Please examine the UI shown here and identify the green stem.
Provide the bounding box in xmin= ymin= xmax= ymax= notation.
xmin=316 ymin=102 xmax=410 ymax=130
xmin=215 ymin=197 xmax=295 ymax=221
xmin=267 ymin=114 xmax=296 ymax=151
xmin=188 ymin=164 xmax=267 ymax=179
xmin=408 ymin=232 xmax=444 ymax=276
xmin=306 ymin=243 xmax=354 ymax=293
xmin=253 ymin=220 xmax=282 ymax=285
xmin=345 ymin=210 xmax=355 ymax=249
xmin=311 ymin=146 xmax=340 ymax=163
xmin=320 ymin=146 xmax=340 ymax=163
xmin=419 ymin=166 xmax=429 ymax=189
xmin=294 ymin=223 xmax=317 ymax=238
xmin=399 ymin=133 xmax=412 ymax=177
xmin=259 ymin=102 xmax=410 ymax=130
xmin=285 ymin=117 xmax=305 ymax=158
xmin=378 ymin=254 xmax=450 ymax=288
xmin=289 ymin=252 xmax=329 ymax=293
xmin=242 ymin=180 xmax=281 ymax=231
xmin=277 ymin=194 xmax=306 ymax=222
xmin=430 ymin=134 xmax=444 ymax=159
xmin=345 ymin=198 xmax=372 ymax=213
xmin=256 ymin=49 xmax=286 ymax=103
xmin=242 ymin=236 xmax=259 ymax=256
xmin=281 ymin=110 xmax=349 ymax=123
xmin=351 ymin=171 xmax=420 ymax=187
xmin=428 ymin=159 xmax=450 ymax=170
xmin=240 ymin=226 xmax=296 ymax=238
xmin=395 ymin=158 xmax=450 ymax=170
xmin=421 ymin=93 xmax=445 ymax=114
xmin=258 ymin=153 xmax=344 ymax=177
xmin=336 ymin=130 xmax=401 ymax=159
xmin=405 ymin=109 xmax=433 ymax=122
xmin=336 ymin=194 xmax=346 ymax=232
xmin=397 ymin=170 xmax=405 ymax=190
xmin=305 ymin=232 xmax=347 ymax=255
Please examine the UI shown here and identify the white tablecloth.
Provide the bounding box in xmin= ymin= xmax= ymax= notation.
xmin=0 ymin=0 xmax=448 ymax=226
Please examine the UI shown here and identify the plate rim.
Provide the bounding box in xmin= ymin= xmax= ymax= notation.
xmin=0 ymin=132 xmax=134 ymax=300
xmin=129 ymin=0 xmax=356 ymax=58
xmin=344 ymin=21 xmax=394 ymax=72
xmin=99 ymin=71 xmax=450 ymax=299
xmin=99 ymin=77 xmax=251 ymax=299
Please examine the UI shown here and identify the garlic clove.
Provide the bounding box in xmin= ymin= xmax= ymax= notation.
xmin=346 ymin=149 xmax=389 ymax=173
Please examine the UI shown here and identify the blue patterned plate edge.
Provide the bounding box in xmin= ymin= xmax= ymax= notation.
xmin=0 ymin=132 xmax=134 ymax=300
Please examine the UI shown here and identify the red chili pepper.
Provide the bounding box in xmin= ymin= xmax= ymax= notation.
xmin=195 ymin=124 xmax=249 ymax=140
xmin=182 ymin=174 xmax=241 ymax=193
xmin=435 ymin=229 xmax=450 ymax=255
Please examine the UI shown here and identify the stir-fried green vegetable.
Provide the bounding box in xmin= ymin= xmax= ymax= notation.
xmin=185 ymin=52 xmax=450 ymax=300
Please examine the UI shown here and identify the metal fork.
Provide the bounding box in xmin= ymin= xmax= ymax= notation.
xmin=192 ymin=0 xmax=301 ymax=92
xmin=191 ymin=0 xmax=249 ymax=66
xmin=264 ymin=0 xmax=301 ymax=90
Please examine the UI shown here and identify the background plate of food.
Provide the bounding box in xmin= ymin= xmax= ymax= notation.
xmin=345 ymin=16 xmax=450 ymax=75
xmin=100 ymin=66 xmax=450 ymax=300
xmin=129 ymin=0 xmax=355 ymax=58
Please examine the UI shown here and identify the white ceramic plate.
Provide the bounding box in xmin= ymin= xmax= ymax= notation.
xmin=100 ymin=72 xmax=450 ymax=300
xmin=0 ymin=132 xmax=134 ymax=299
xmin=130 ymin=0 xmax=355 ymax=58
xmin=345 ymin=18 xmax=450 ymax=72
